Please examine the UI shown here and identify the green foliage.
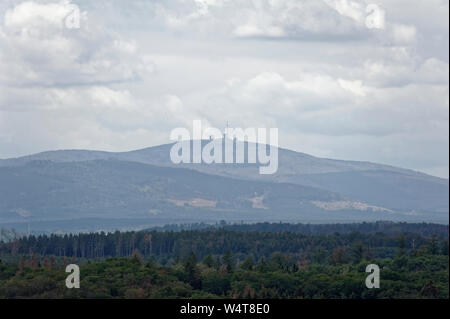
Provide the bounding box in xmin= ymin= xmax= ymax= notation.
xmin=0 ymin=251 xmax=447 ymax=299
xmin=222 ymin=251 xmax=234 ymax=273
xmin=2 ymin=222 xmax=447 ymax=265
xmin=240 ymin=256 xmax=254 ymax=271
xmin=202 ymin=255 xmax=214 ymax=268
xmin=0 ymin=223 xmax=448 ymax=299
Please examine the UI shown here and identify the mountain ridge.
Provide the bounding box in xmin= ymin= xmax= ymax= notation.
xmin=0 ymin=141 xmax=444 ymax=180
xmin=0 ymin=141 xmax=448 ymax=232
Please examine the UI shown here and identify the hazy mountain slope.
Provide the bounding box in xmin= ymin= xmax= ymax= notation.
xmin=0 ymin=149 xmax=114 ymax=166
xmin=0 ymin=159 xmax=347 ymax=223
xmin=0 ymin=141 xmax=426 ymax=175
xmin=1 ymin=141 xmax=447 ymax=214
xmin=289 ymin=170 xmax=449 ymax=212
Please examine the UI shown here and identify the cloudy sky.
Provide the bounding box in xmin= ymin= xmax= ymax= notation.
xmin=0 ymin=0 xmax=448 ymax=178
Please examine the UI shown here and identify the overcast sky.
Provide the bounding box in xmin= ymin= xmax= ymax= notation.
xmin=0 ymin=0 xmax=448 ymax=178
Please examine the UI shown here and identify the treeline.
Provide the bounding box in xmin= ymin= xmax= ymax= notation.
xmin=146 ymin=221 xmax=449 ymax=237
xmin=0 ymin=226 xmax=448 ymax=264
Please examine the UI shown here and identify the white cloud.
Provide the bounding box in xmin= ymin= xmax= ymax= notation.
xmin=325 ymin=0 xmax=365 ymax=23
xmin=151 ymin=0 xmax=369 ymax=39
xmin=391 ymin=24 xmax=417 ymax=44
xmin=0 ymin=0 xmax=448 ymax=178
xmin=0 ymin=0 xmax=153 ymax=87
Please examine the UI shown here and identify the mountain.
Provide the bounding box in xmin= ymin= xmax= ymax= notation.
xmin=0 ymin=141 xmax=448 ymax=232
xmin=1 ymin=141 xmax=447 ymax=210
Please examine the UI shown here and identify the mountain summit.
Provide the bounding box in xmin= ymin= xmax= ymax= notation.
xmin=0 ymin=142 xmax=448 ymax=232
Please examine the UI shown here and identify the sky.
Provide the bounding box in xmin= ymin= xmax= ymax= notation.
xmin=0 ymin=0 xmax=448 ymax=178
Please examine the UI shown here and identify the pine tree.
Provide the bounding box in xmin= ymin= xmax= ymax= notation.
xmin=240 ymin=256 xmax=254 ymax=270
xmin=223 ymin=250 xmax=234 ymax=273
xmin=428 ymin=235 xmax=439 ymax=255
xmin=202 ymin=254 xmax=214 ymax=268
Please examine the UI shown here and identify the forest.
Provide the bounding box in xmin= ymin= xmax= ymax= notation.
xmin=0 ymin=222 xmax=448 ymax=299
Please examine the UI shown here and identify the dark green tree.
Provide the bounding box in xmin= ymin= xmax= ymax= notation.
xmin=184 ymin=252 xmax=201 ymax=289
xmin=428 ymin=235 xmax=439 ymax=255
xmin=351 ymin=242 xmax=364 ymax=264
xmin=202 ymin=254 xmax=214 ymax=268
xmin=240 ymin=256 xmax=254 ymax=270
xmin=223 ymin=250 xmax=234 ymax=273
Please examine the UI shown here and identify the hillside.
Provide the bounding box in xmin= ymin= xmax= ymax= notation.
xmin=0 ymin=142 xmax=448 ymax=232
xmin=1 ymin=140 xmax=447 ymax=212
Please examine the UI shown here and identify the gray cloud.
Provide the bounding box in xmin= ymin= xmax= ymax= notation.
xmin=0 ymin=0 xmax=448 ymax=178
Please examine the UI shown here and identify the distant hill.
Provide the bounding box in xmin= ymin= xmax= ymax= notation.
xmin=0 ymin=159 xmax=347 ymax=221
xmin=0 ymin=141 xmax=448 ymax=232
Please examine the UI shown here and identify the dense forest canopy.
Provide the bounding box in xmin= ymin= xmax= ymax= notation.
xmin=0 ymin=222 xmax=448 ymax=299
xmin=0 ymin=222 xmax=448 ymax=262
xmin=144 ymin=221 xmax=449 ymax=236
